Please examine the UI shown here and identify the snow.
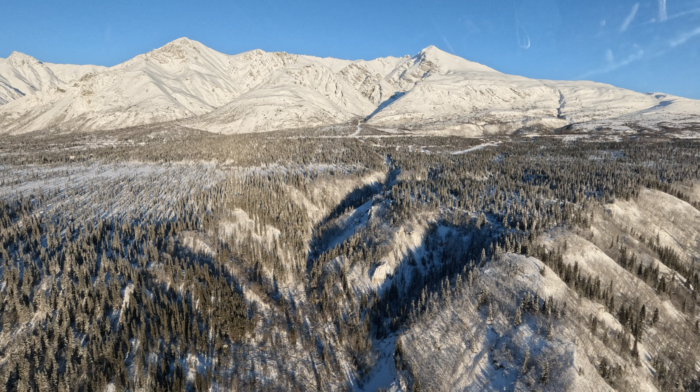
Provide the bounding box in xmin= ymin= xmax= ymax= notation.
xmin=349 ymin=120 xmax=362 ymax=137
xmin=341 ymin=209 xmax=439 ymax=296
xmin=219 ymin=208 xmax=281 ymax=248
xmin=181 ymin=232 xmax=215 ymax=255
xmin=397 ymin=252 xmax=663 ymax=391
xmin=324 ymin=200 xmax=373 ymax=250
xmin=0 ymin=39 xmax=698 ymax=135
xmin=539 ymin=229 xmax=686 ymax=324
xmin=117 ymin=284 xmax=134 ymax=326
xmin=0 ymin=161 xmax=225 ymax=228
xmin=605 ymin=188 xmax=700 ymax=263
xmin=0 ymin=51 xmax=105 ymax=106
xmin=451 ymin=142 xmax=499 ymax=155
xmin=354 ymin=335 xmax=400 ymax=392
xmin=368 ymin=69 xmax=700 ymax=135
xmin=186 ymin=63 xmax=374 ymax=134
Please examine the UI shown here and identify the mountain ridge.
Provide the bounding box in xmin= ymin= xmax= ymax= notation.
xmin=0 ymin=38 xmax=698 ymax=135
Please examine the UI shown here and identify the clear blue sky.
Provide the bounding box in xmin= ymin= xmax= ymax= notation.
xmin=2 ymin=0 xmax=699 ymax=99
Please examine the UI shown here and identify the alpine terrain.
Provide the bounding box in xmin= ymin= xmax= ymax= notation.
xmin=0 ymin=38 xmax=698 ymax=135
xmin=0 ymin=38 xmax=698 ymax=392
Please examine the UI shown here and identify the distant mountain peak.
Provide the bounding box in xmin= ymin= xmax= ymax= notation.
xmin=414 ymin=45 xmax=498 ymax=74
xmin=144 ymin=37 xmax=209 ymax=65
xmin=419 ymin=45 xmax=441 ymax=54
xmin=7 ymin=51 xmax=42 ymax=67
xmin=235 ymin=48 xmax=268 ymax=61
xmin=160 ymin=37 xmax=203 ymax=51
xmin=171 ymin=37 xmax=193 ymax=44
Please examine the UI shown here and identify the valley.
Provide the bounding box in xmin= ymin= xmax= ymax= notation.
xmin=0 ymin=126 xmax=698 ymax=391
xmin=1 ymin=35 xmax=699 ymax=392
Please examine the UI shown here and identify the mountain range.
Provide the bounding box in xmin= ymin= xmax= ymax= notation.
xmin=0 ymin=37 xmax=698 ymax=135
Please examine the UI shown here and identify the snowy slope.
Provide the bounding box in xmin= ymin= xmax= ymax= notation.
xmin=399 ymin=254 xmax=618 ymax=392
xmin=367 ymin=50 xmax=700 ymax=135
xmin=0 ymin=78 xmax=24 ymax=106
xmin=0 ymin=39 xmax=308 ymax=133
xmin=604 ymin=188 xmax=700 ymax=263
xmin=186 ymin=63 xmax=376 ymax=134
xmin=0 ymin=40 xmax=698 ymax=135
xmin=0 ymin=52 xmax=63 ymax=105
xmin=398 ymin=224 xmax=695 ymax=392
xmin=0 ymin=39 xmax=380 ymax=134
xmin=43 ymin=62 xmax=107 ymax=86
xmin=368 ymin=72 xmax=568 ymax=135
xmin=0 ymin=38 xmax=252 ymax=133
xmin=337 ymin=56 xmax=408 ymax=105
xmin=564 ymin=92 xmax=700 ymax=132
xmin=0 ymin=51 xmax=104 ymax=106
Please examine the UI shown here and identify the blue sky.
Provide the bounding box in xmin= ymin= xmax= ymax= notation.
xmin=2 ymin=0 xmax=699 ymax=98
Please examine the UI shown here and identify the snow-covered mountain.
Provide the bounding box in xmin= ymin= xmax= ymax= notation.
xmin=366 ymin=48 xmax=699 ymax=135
xmin=185 ymin=62 xmax=377 ymax=134
xmin=0 ymin=38 xmax=251 ymax=133
xmin=0 ymin=51 xmax=105 ymax=106
xmin=0 ymin=38 xmax=698 ymax=135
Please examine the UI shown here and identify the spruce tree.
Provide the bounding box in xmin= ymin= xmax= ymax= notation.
xmin=540 ymin=360 xmax=550 ymax=384
xmin=521 ymin=346 xmax=530 ymax=374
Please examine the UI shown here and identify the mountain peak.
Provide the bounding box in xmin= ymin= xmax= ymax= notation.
xmin=415 ymin=45 xmax=499 ymax=74
xmin=420 ymin=45 xmax=443 ymax=54
xmin=6 ymin=51 xmax=42 ymax=67
xmin=237 ymin=48 xmax=267 ymax=58
xmin=159 ymin=37 xmax=205 ymax=51
xmin=145 ymin=37 xmax=210 ymax=65
xmin=171 ymin=37 xmax=192 ymax=45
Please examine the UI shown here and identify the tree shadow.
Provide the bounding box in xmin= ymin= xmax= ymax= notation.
xmin=307 ymin=169 xmax=399 ymax=264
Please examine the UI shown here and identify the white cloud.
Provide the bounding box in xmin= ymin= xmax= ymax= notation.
xmin=516 ymin=19 xmax=530 ymax=49
xmin=658 ymin=0 xmax=668 ymax=22
xmin=441 ymin=36 xmax=455 ymax=53
xmin=620 ymin=3 xmax=639 ymax=32
xmin=670 ymin=26 xmax=700 ymax=47
xmin=605 ymin=49 xmax=615 ymax=64
xmin=577 ymin=49 xmax=644 ymax=79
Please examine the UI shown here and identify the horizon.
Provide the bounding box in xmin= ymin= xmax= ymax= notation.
xmin=4 ymin=37 xmax=441 ymax=64
xmin=1 ymin=36 xmax=695 ymax=99
xmin=1 ymin=0 xmax=699 ymax=99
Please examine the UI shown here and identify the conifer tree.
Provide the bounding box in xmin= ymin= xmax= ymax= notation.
xmin=514 ymin=307 xmax=522 ymax=327
xmin=541 ymin=360 xmax=550 ymax=384
xmin=521 ymin=346 xmax=530 ymax=374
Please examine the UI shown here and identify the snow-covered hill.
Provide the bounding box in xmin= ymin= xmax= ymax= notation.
xmin=0 ymin=39 xmax=698 ymax=134
xmin=368 ymin=70 xmax=700 ymax=135
xmin=0 ymin=51 xmax=104 ymax=106
xmin=185 ymin=63 xmax=376 ymax=134
xmin=0 ymin=38 xmax=251 ymax=133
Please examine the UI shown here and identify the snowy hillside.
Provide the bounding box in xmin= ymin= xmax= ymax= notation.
xmin=186 ymin=63 xmax=376 ymax=134
xmin=0 ymin=38 xmax=251 ymax=133
xmin=0 ymin=39 xmax=698 ymax=134
xmin=368 ymin=68 xmax=700 ymax=135
xmin=0 ymin=51 xmax=104 ymax=106
xmin=0 ymin=127 xmax=699 ymax=391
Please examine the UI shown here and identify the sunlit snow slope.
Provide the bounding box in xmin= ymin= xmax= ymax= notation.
xmin=0 ymin=39 xmax=698 ymax=134
xmin=0 ymin=51 xmax=105 ymax=106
